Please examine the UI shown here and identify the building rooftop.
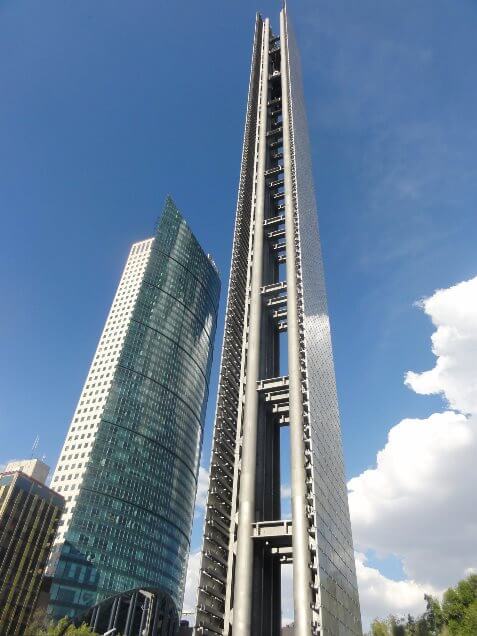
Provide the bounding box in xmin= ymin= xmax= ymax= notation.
xmin=3 ymin=458 xmax=49 ymax=484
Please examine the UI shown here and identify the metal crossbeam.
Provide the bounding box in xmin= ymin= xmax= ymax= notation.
xmin=264 ymin=165 xmax=283 ymax=177
xmin=252 ymin=519 xmax=293 ymax=547
xmin=263 ymin=214 xmax=285 ymax=227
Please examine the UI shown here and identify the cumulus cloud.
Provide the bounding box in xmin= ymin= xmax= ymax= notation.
xmin=355 ymin=553 xmax=436 ymax=627
xmin=349 ymin=410 xmax=477 ymax=588
xmin=349 ymin=275 xmax=477 ymax=623
xmin=405 ymin=276 xmax=477 ymax=414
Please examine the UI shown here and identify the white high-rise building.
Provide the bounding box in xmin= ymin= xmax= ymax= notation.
xmin=49 ymin=238 xmax=153 ymax=561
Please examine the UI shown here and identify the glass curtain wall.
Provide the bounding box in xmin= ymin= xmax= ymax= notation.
xmin=48 ymin=198 xmax=220 ymax=619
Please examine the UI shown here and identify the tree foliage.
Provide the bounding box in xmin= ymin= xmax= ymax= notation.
xmin=366 ymin=574 xmax=477 ymax=636
xmin=24 ymin=612 xmax=98 ymax=636
xmin=371 ymin=619 xmax=390 ymax=636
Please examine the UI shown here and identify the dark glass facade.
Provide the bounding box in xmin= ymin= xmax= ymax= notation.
xmin=48 ymin=198 xmax=220 ymax=619
xmin=78 ymin=586 xmax=179 ymax=636
xmin=0 ymin=472 xmax=64 ymax=636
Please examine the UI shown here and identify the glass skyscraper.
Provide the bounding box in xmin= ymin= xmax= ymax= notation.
xmin=195 ymin=6 xmax=362 ymax=636
xmin=47 ymin=197 xmax=220 ymax=620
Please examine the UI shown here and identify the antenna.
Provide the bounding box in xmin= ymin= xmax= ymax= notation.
xmin=30 ymin=436 xmax=39 ymax=459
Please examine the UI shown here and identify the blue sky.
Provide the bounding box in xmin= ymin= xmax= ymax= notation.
xmin=1 ymin=0 xmax=476 ymax=623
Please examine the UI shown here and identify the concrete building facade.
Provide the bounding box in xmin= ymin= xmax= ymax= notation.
xmin=3 ymin=459 xmax=50 ymax=485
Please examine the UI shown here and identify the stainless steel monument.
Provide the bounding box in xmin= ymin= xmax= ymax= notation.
xmin=195 ymin=6 xmax=362 ymax=635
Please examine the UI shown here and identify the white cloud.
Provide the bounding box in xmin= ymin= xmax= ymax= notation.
xmin=182 ymin=467 xmax=210 ymax=620
xmin=194 ymin=466 xmax=209 ymax=513
xmin=405 ymin=276 xmax=477 ymax=414
xmin=280 ymin=484 xmax=291 ymax=499
xmin=349 ymin=276 xmax=477 ymax=623
xmin=182 ymin=550 xmax=201 ymax=616
xmin=349 ymin=410 xmax=477 ymax=588
xmin=281 ymin=563 xmax=294 ymax=625
xmin=280 ymin=484 xmax=292 ymax=520
xmin=355 ymin=553 xmax=435 ymax=627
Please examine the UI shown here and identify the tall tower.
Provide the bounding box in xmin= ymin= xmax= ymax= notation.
xmin=47 ymin=198 xmax=220 ymax=620
xmin=195 ymin=7 xmax=362 ymax=636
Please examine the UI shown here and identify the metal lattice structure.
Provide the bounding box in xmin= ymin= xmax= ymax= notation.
xmin=195 ymin=7 xmax=362 ymax=636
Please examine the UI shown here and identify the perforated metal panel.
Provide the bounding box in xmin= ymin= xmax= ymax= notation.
xmin=195 ymin=16 xmax=263 ymax=635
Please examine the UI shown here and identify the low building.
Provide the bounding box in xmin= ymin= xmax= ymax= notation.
xmin=0 ymin=463 xmax=64 ymax=636
xmin=3 ymin=458 xmax=49 ymax=484
xmin=178 ymin=619 xmax=193 ymax=635
xmin=78 ymin=587 xmax=179 ymax=635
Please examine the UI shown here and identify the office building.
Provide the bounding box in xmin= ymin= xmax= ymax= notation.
xmin=195 ymin=7 xmax=362 ymax=635
xmin=3 ymin=458 xmax=49 ymax=484
xmin=47 ymin=197 xmax=220 ymax=620
xmin=0 ymin=463 xmax=64 ymax=636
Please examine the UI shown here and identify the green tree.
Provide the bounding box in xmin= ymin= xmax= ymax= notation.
xmin=24 ymin=608 xmax=48 ymax=636
xmin=414 ymin=617 xmax=431 ymax=636
xmin=368 ymin=574 xmax=477 ymax=636
xmin=389 ymin=615 xmax=406 ymax=636
xmin=442 ymin=574 xmax=477 ymax=635
xmin=406 ymin=613 xmax=416 ymax=635
xmin=25 ymin=615 xmax=99 ymax=636
xmin=442 ymin=588 xmax=466 ymax=633
xmin=50 ymin=618 xmax=74 ymax=635
xmin=423 ymin=594 xmax=444 ymax=636
xmin=370 ymin=618 xmax=390 ymax=636
xmin=460 ymin=600 xmax=477 ymax=636
xmin=65 ymin=623 xmax=99 ymax=635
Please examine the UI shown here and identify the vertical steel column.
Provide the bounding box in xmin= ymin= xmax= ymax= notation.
xmin=113 ymin=596 xmax=122 ymax=628
xmin=90 ymin=607 xmax=97 ymax=630
xmin=139 ymin=595 xmax=148 ymax=636
xmin=233 ymin=17 xmax=270 ymax=636
xmin=280 ymin=8 xmax=313 ymax=635
xmin=124 ymin=591 xmax=137 ymax=636
xmin=93 ymin=605 xmax=101 ymax=632
xmin=108 ymin=598 xmax=118 ymax=631
xmin=151 ymin=596 xmax=160 ymax=635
